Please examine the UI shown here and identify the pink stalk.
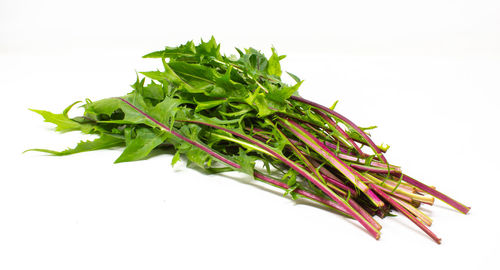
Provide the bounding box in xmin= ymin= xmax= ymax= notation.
xmin=324 ymin=141 xmax=352 ymax=155
xmin=372 ymin=185 xmax=415 ymax=203
xmin=322 ymin=175 xmax=358 ymax=197
xmin=281 ymin=120 xmax=360 ymax=187
xmin=294 ymin=161 xmax=353 ymax=196
xmin=324 ymin=142 xmax=398 ymax=171
xmin=396 ymin=173 xmax=470 ymax=214
xmin=349 ymin=199 xmax=382 ymax=231
xmin=393 ymin=197 xmax=433 ymax=227
xmin=290 ymin=96 xmax=388 ymax=163
xmin=304 ymin=123 xmax=353 ymax=150
xmin=368 ymin=160 xmax=399 ymax=169
xmin=253 ymin=131 xmax=374 ymax=198
xmin=253 ymin=171 xmax=350 ymax=216
xmin=117 ymin=98 xmax=239 ymax=168
xmin=256 ymin=171 xmax=382 ymax=232
xmin=366 ymin=173 xmax=416 ymax=193
xmin=369 ymin=183 xmax=442 ymax=244
xmin=350 ymin=170 xmax=387 ymax=207
xmin=307 ymin=157 xmax=359 ymax=196
xmin=280 ymin=118 xmax=385 ymax=208
xmin=313 ymin=108 xmax=365 ymax=156
xmin=284 ymin=156 xmax=379 ymax=231
xmin=363 ymin=173 xmax=434 ymax=205
xmin=350 ymin=163 xmax=401 ymax=174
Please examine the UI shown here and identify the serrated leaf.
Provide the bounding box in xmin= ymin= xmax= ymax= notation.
xmin=196 ymin=36 xmax=222 ymax=61
xmin=150 ymin=95 xmax=182 ymax=125
xmin=266 ymin=80 xmax=302 ymax=104
xmin=253 ymin=94 xmax=274 ymax=117
xmin=115 ymin=127 xmax=168 ymax=163
xmin=267 ymin=47 xmax=283 ymax=77
xmin=194 ymin=98 xmax=226 ymax=112
xmin=185 ymin=146 xmax=211 ymax=168
xmin=142 ymin=40 xmax=196 ymax=59
xmin=233 ymin=149 xmax=256 ymax=175
xmin=171 ymin=151 xmax=181 ymax=167
xmin=215 ymin=67 xmax=248 ymax=98
xmin=25 ymin=134 xmax=124 ymax=155
xmin=169 ymin=61 xmax=220 ymax=83
xmin=142 ymin=81 xmax=164 ymax=101
xmin=30 ymin=108 xmax=81 ymax=132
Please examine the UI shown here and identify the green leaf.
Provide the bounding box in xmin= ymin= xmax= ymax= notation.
xmin=171 ymin=151 xmax=181 ymax=167
xmin=329 ymin=100 xmax=339 ymax=110
xmin=30 ymin=107 xmax=81 ymax=132
xmin=63 ymin=101 xmax=82 ymax=117
xmin=142 ymin=40 xmax=196 ymax=59
xmin=183 ymin=145 xmax=210 ymax=168
xmin=169 ymin=61 xmax=220 ymax=84
xmin=267 ymin=47 xmax=283 ymax=77
xmin=214 ymin=66 xmax=248 ymax=98
xmin=142 ymin=81 xmax=164 ymax=101
xmin=286 ymin=72 xmax=301 ymax=83
xmin=284 ymin=184 xmax=299 ymax=198
xmin=141 ymin=59 xmax=195 ymax=92
xmin=253 ymin=93 xmax=274 ymax=117
xmin=115 ymin=127 xmax=168 ymax=163
xmin=194 ymin=98 xmax=226 ymax=112
xmin=150 ymin=95 xmax=182 ymax=126
xmin=266 ymin=80 xmax=303 ymax=104
xmin=365 ymin=155 xmax=375 ymax=166
xmin=83 ymin=98 xmax=122 ymax=117
xmin=237 ymin=48 xmax=268 ymax=74
xmin=378 ymin=143 xmax=390 ymax=152
xmin=25 ymin=134 xmax=124 ymax=155
xmin=140 ymin=71 xmax=167 ymax=81
xmin=233 ymin=149 xmax=256 ymax=175
xmin=196 ymin=36 xmax=222 ymax=61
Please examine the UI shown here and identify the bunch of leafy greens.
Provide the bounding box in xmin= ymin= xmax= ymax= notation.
xmin=28 ymin=37 xmax=470 ymax=244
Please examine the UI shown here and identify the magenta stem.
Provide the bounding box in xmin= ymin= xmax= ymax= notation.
xmin=290 ymin=96 xmax=388 ymax=163
xmin=350 ymin=163 xmax=400 ymax=174
xmin=369 ymin=183 xmax=442 ymax=244
xmin=281 ymin=118 xmax=385 ymax=208
xmin=117 ymin=98 xmax=239 ymax=168
xmin=395 ymin=173 xmax=470 ymax=214
xmin=313 ymin=108 xmax=365 ymax=156
xmin=349 ymin=199 xmax=382 ymax=231
xmin=253 ymin=171 xmax=349 ymax=216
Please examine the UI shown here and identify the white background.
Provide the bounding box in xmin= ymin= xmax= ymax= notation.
xmin=1 ymin=0 xmax=499 ymax=269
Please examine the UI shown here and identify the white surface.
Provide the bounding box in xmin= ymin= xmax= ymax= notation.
xmin=1 ymin=1 xmax=499 ymax=269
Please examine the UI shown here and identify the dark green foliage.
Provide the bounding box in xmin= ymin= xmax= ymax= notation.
xmin=28 ymin=38 xmax=340 ymax=201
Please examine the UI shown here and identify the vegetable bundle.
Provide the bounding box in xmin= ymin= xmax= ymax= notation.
xmin=28 ymin=38 xmax=470 ymax=244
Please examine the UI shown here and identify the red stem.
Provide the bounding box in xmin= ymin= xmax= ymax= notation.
xmin=282 ymin=118 xmax=385 ymax=208
xmin=369 ymin=183 xmax=442 ymax=244
xmin=117 ymin=98 xmax=239 ymax=168
xmin=313 ymin=108 xmax=366 ymax=156
xmin=290 ymin=96 xmax=388 ymax=163
xmin=395 ymin=173 xmax=470 ymax=214
xmin=253 ymin=171 xmax=349 ymax=216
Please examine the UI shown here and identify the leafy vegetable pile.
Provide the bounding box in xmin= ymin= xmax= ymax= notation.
xmin=28 ymin=38 xmax=470 ymax=244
